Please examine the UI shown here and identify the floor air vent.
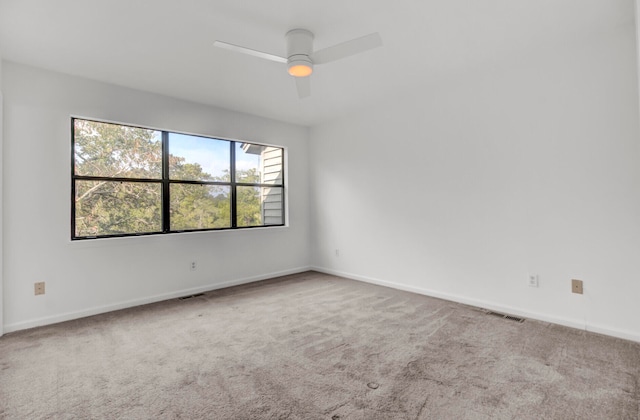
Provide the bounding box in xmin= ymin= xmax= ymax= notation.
xmin=178 ymin=293 xmax=205 ymax=300
xmin=486 ymin=311 xmax=525 ymax=323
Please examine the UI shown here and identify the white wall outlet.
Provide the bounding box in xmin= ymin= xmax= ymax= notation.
xmin=528 ymin=274 xmax=538 ymax=288
xmin=190 ymin=261 xmax=197 ymax=271
xmin=335 ymin=249 xmax=340 ymax=257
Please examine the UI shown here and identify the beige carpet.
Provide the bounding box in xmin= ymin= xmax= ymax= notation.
xmin=1 ymin=271 xmax=639 ymax=419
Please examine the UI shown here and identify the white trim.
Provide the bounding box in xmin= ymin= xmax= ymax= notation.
xmin=311 ymin=266 xmax=640 ymax=344
xmin=3 ymin=266 xmax=311 ymax=333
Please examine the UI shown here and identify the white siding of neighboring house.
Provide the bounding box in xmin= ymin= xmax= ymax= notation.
xmin=260 ymin=147 xmax=283 ymax=225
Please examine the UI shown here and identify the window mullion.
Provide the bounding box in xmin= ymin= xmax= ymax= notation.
xmin=162 ymin=131 xmax=170 ymax=233
xmin=230 ymin=141 xmax=237 ymax=228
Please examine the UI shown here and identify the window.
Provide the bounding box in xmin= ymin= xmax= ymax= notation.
xmin=72 ymin=118 xmax=285 ymax=239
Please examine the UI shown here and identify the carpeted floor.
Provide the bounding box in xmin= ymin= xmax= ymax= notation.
xmin=1 ymin=271 xmax=639 ymax=419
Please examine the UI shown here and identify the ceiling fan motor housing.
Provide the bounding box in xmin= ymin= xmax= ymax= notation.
xmin=286 ymin=29 xmax=314 ymax=77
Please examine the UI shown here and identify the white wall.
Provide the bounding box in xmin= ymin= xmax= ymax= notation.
xmin=310 ymin=24 xmax=640 ymax=342
xmin=1 ymin=61 xmax=310 ymax=332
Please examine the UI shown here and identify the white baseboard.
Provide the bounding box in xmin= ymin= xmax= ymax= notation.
xmin=311 ymin=266 xmax=640 ymax=344
xmin=3 ymin=266 xmax=311 ymax=334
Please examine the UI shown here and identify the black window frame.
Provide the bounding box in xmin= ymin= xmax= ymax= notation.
xmin=71 ymin=118 xmax=286 ymax=240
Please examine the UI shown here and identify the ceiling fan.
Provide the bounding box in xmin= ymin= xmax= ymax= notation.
xmin=214 ymin=29 xmax=382 ymax=98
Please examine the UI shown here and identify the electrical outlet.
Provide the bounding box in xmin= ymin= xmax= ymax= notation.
xmin=335 ymin=249 xmax=340 ymax=257
xmin=571 ymin=279 xmax=583 ymax=294
xmin=190 ymin=261 xmax=197 ymax=271
xmin=34 ymin=282 xmax=45 ymax=295
xmin=528 ymin=274 xmax=538 ymax=288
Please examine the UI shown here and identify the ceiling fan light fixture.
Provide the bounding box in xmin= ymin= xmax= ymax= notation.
xmin=287 ymin=56 xmax=313 ymax=77
xmin=288 ymin=63 xmax=313 ymax=77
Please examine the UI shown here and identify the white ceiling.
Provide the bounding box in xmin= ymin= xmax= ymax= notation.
xmin=0 ymin=0 xmax=634 ymax=126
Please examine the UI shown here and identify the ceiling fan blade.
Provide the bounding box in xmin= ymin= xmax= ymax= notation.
xmin=295 ymin=77 xmax=311 ymax=98
xmin=213 ymin=40 xmax=287 ymax=63
xmin=312 ymin=32 xmax=382 ymax=65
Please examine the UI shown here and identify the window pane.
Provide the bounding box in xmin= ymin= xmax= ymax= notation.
xmin=170 ymin=184 xmax=231 ymax=230
xmin=236 ymin=143 xmax=283 ymax=185
xmin=169 ymin=133 xmax=230 ymax=182
xmin=237 ymin=186 xmax=283 ymax=227
xmin=75 ymin=180 xmax=162 ymax=237
xmin=74 ymin=120 xmax=162 ymax=179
